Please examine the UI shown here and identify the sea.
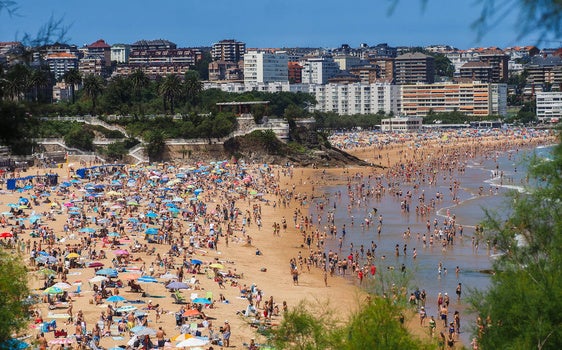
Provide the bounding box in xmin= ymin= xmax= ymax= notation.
xmin=311 ymin=143 xmax=554 ymax=344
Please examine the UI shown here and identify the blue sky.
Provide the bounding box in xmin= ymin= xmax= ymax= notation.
xmin=0 ymin=0 xmax=544 ymax=49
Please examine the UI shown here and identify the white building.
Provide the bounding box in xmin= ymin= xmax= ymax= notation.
xmin=536 ymin=91 xmax=562 ymax=121
xmin=310 ymin=83 xmax=400 ymax=115
xmin=243 ymin=51 xmax=289 ymax=83
xmin=301 ymin=57 xmax=340 ymax=84
xmin=110 ymin=44 xmax=130 ymax=63
xmin=203 ymin=81 xmax=399 ymax=116
xmin=381 ymin=116 xmax=423 ymax=131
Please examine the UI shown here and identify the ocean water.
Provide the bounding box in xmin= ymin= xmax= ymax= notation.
xmin=311 ymin=144 xmax=554 ymax=343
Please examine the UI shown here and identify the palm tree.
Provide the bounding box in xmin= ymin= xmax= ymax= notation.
xmin=159 ymin=74 xmax=182 ymax=114
xmin=183 ymin=71 xmax=202 ymax=107
xmin=29 ymin=68 xmax=51 ymax=102
xmin=129 ymin=69 xmax=149 ymax=115
xmin=63 ymin=68 xmax=82 ymax=104
xmin=82 ymin=74 xmax=104 ymax=114
xmin=3 ymin=64 xmax=30 ymax=102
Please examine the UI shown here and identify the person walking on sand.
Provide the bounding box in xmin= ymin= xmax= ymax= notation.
xmin=223 ymin=320 xmax=231 ymax=347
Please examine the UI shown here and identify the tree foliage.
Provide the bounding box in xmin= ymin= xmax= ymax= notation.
xmin=469 ymin=135 xmax=562 ymax=349
xmin=0 ymin=249 xmax=30 ymax=344
xmin=270 ymin=298 xmax=432 ymax=350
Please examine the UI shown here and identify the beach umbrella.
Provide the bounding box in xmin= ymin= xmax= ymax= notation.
xmin=66 ymin=252 xmax=80 ymax=259
xmin=135 ymin=327 xmax=157 ymax=337
xmin=166 ymin=281 xmax=189 ymax=290
xmin=145 ymin=211 xmax=158 ymax=218
xmin=116 ymin=305 xmax=137 ymax=313
xmin=192 ymin=298 xmax=211 ymax=305
xmin=128 ymin=218 xmax=139 ymax=223
xmin=176 ymin=337 xmax=209 ymax=348
xmin=209 ymin=263 xmax=224 ymax=270
xmin=43 ymin=286 xmax=64 ymax=295
xmin=36 ymin=255 xmax=58 ymax=264
xmin=145 ymin=227 xmax=159 ymax=235
xmin=52 ymin=282 xmax=72 ymax=290
xmin=160 ymin=273 xmax=179 ymax=280
xmin=79 ymin=227 xmax=96 ymax=233
xmin=106 ymin=295 xmax=126 ymax=303
xmin=114 ymin=249 xmax=129 ymax=256
xmin=120 ymin=272 xmax=141 ymax=280
xmin=182 ymin=309 xmax=201 ymax=317
xmin=37 ymin=268 xmax=56 ymax=276
xmin=130 ymin=325 xmax=146 ymax=334
xmin=0 ymin=232 xmax=13 ymax=238
xmin=171 ymin=333 xmax=193 ymax=342
xmin=0 ymin=338 xmax=28 ymax=349
xmin=28 ymin=214 xmax=42 ymax=223
xmin=48 ymin=338 xmax=75 ymax=345
xmin=172 ymin=197 xmax=184 ymax=202
xmin=88 ymin=261 xmax=104 ymax=268
xmin=137 ymin=276 xmax=158 ymax=283
xmin=89 ymin=275 xmax=108 ymax=283
xmin=96 ymin=268 xmax=118 ymax=277
xmin=108 ymin=231 xmax=121 ymax=238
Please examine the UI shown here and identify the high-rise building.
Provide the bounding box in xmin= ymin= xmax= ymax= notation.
xmin=394 ymin=52 xmax=435 ymax=85
xmin=46 ymin=52 xmax=79 ymax=80
xmin=459 ymin=61 xmax=494 ymax=82
xmin=309 ymin=83 xmax=400 ymax=115
xmin=536 ymin=91 xmax=562 ymax=120
xmin=111 ymin=44 xmax=130 ymax=63
xmin=243 ymin=51 xmax=288 ymax=83
xmin=131 ymin=39 xmax=176 ymax=51
xmin=301 ymin=56 xmax=340 ymax=84
xmin=478 ymin=52 xmax=509 ymax=82
xmin=212 ymin=39 xmax=246 ymax=62
xmin=288 ymin=62 xmax=303 ymax=84
xmin=86 ymin=39 xmax=111 ymax=66
xmin=400 ymin=82 xmax=507 ymax=117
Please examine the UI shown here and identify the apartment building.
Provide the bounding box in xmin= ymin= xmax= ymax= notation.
xmin=131 ymin=39 xmax=176 ymax=51
xmin=208 ymin=60 xmax=243 ymax=81
xmin=243 ymin=51 xmax=288 ymax=83
xmin=301 ymin=56 xmax=340 ymax=84
xmin=525 ymin=56 xmax=562 ymax=91
xmin=202 ymin=81 xmax=399 ymax=115
xmin=46 ymin=52 xmax=79 ymax=80
xmin=86 ymin=39 xmax=111 ymax=66
xmin=459 ymin=61 xmax=494 ymax=82
xmin=400 ymin=82 xmax=507 ymax=117
xmin=288 ymin=62 xmax=303 ymax=83
xmin=111 ymin=44 xmax=130 ymax=63
xmin=535 ymin=91 xmax=562 ymax=120
xmin=394 ymin=52 xmax=435 ymax=84
xmin=310 ymin=82 xmax=400 ymax=115
xmin=211 ymin=39 xmax=245 ymax=62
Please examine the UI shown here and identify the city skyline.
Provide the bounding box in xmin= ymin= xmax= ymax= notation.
xmin=1 ymin=0 xmax=556 ymax=49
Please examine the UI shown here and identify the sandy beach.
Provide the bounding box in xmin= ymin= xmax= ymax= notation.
xmin=2 ymin=126 xmax=556 ymax=350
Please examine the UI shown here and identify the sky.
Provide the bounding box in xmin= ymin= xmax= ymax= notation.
xmin=0 ymin=0 xmax=552 ymax=50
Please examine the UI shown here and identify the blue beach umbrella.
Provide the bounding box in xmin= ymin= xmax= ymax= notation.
xmin=192 ymin=297 xmax=211 ymax=305
xmin=145 ymin=211 xmax=158 ymax=218
xmin=137 ymin=276 xmax=158 ymax=283
xmin=80 ymin=227 xmax=96 ymax=233
xmin=145 ymin=227 xmax=158 ymax=235
xmin=96 ymin=268 xmax=118 ymax=277
xmin=106 ymin=295 xmax=127 ymax=303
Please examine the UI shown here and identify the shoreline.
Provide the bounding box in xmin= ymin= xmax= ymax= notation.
xmin=2 ymin=127 xmax=556 ymax=349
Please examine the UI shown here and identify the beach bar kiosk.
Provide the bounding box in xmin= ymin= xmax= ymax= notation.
xmin=381 ymin=116 xmax=423 ymax=132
